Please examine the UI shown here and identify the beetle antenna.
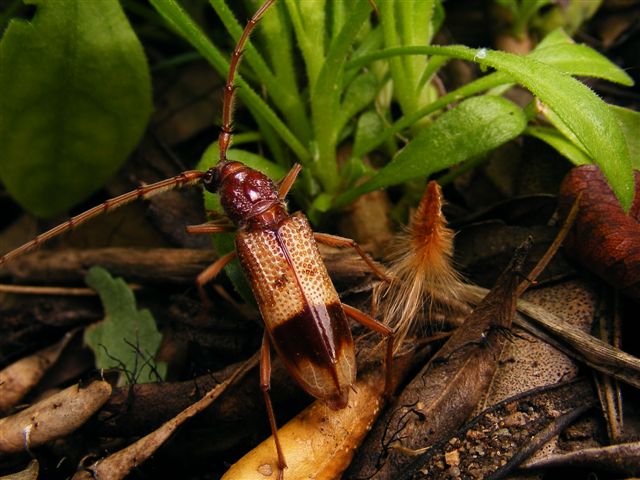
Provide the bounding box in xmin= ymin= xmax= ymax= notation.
xmin=0 ymin=171 xmax=206 ymax=266
xmin=219 ymin=0 xmax=277 ymax=164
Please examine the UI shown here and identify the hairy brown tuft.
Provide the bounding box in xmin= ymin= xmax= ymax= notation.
xmin=375 ymin=181 xmax=469 ymax=349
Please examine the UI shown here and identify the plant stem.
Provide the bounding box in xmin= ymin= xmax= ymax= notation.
xmin=311 ymin=0 xmax=372 ymax=193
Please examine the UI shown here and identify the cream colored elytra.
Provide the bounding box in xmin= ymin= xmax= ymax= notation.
xmin=236 ymin=212 xmax=356 ymax=408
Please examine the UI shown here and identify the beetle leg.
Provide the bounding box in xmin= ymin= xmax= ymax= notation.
xmin=260 ymin=331 xmax=288 ymax=477
xmin=313 ymin=232 xmax=390 ymax=282
xmin=278 ymin=163 xmax=302 ymax=199
xmin=341 ymin=303 xmax=395 ymax=400
xmin=196 ymin=251 xmax=236 ymax=305
xmin=186 ymin=222 xmax=235 ymax=234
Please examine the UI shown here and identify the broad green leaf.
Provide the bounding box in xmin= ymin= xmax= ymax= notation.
xmin=84 ymin=267 xmax=166 ymax=385
xmin=540 ymin=101 xmax=640 ymax=168
xmin=347 ymin=34 xmax=631 ymax=158
xmin=525 ymin=126 xmax=591 ymax=166
xmin=611 ymin=105 xmax=640 ymax=170
xmin=334 ymin=96 xmax=527 ymax=207
xmin=0 ymin=0 xmax=152 ymax=218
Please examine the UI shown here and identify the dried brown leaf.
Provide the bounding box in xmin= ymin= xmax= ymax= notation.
xmin=558 ymin=165 xmax=640 ymax=300
xmin=346 ymin=241 xmax=530 ymax=479
xmin=476 ymin=280 xmax=598 ymax=412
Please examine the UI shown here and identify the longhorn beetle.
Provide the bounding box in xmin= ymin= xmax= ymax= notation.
xmin=0 ymin=0 xmax=395 ymax=476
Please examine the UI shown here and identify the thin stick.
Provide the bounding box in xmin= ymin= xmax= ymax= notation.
xmin=515 ymin=193 xmax=581 ymax=297
xmin=0 ymin=284 xmax=94 ymax=296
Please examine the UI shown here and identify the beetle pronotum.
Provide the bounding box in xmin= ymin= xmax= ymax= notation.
xmin=0 ymin=1 xmax=395 ymax=478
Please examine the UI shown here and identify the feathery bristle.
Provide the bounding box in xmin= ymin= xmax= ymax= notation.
xmin=376 ymin=181 xmax=468 ymax=349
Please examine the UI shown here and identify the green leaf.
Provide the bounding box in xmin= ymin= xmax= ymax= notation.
xmin=349 ymin=32 xmax=631 ymax=159
xmin=531 ymin=0 xmax=601 ymax=37
xmin=525 ymin=126 xmax=591 ymax=166
xmin=309 ymin=192 xmax=334 ymax=214
xmin=460 ymin=47 xmax=634 ymax=210
xmin=284 ymin=0 xmax=326 ymax=91
xmin=149 ymin=0 xmax=310 ymax=163
xmin=210 ymin=0 xmax=310 ymax=144
xmin=353 ymin=110 xmax=385 ymax=157
xmin=611 ymin=104 xmax=640 ymax=170
xmin=0 ymin=0 xmax=152 ymax=218
xmin=335 ymin=96 xmax=527 ymax=207
xmin=539 ymin=102 xmax=640 ymax=169
xmin=337 ymin=72 xmax=379 ymax=135
xmin=349 ymin=44 xmax=634 ymax=210
xmin=529 ymin=31 xmax=633 ymax=86
xmin=536 ymin=27 xmax=576 ymax=48
xmin=340 ymin=155 xmax=375 ymax=190
xmin=84 ymin=267 xmax=166 ymax=385
xmin=310 ymin=0 xmax=372 ymax=193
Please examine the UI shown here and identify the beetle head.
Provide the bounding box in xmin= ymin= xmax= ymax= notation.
xmin=203 ymin=161 xmax=280 ymax=225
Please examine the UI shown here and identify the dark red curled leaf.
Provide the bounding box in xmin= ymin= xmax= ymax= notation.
xmin=558 ymin=165 xmax=640 ymax=300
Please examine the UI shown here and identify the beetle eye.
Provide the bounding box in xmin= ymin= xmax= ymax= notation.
xmin=202 ymin=167 xmax=219 ymax=193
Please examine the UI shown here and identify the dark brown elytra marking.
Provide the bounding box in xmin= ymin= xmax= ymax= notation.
xmin=270 ymin=301 xmax=351 ymax=368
